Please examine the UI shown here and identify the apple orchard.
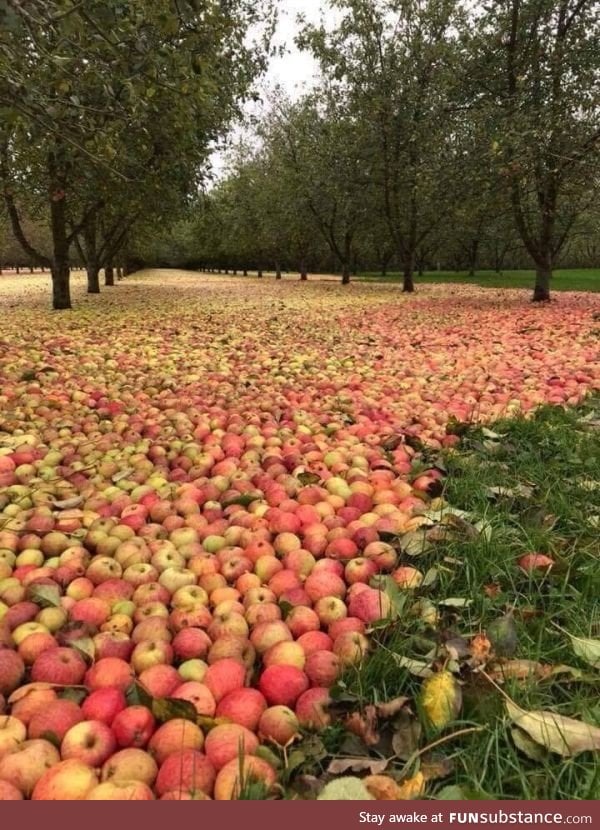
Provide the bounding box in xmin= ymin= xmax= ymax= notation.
xmin=0 ymin=271 xmax=598 ymax=801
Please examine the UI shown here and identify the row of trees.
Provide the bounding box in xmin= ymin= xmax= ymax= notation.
xmin=0 ymin=0 xmax=273 ymax=308
xmin=173 ymin=0 xmax=599 ymax=301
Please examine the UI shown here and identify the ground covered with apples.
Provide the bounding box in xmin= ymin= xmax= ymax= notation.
xmin=0 ymin=270 xmax=599 ymax=801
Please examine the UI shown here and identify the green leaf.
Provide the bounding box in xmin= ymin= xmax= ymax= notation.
xmin=297 ymin=472 xmax=321 ymax=486
xmin=391 ymin=654 xmax=434 ymax=678
xmin=126 ymin=682 xmax=153 ymax=708
xmin=222 ymin=491 xmax=262 ymax=508
xmin=59 ymin=687 xmax=88 ymax=706
xmin=151 ymin=697 xmax=198 ymax=723
xmin=41 ymin=730 xmax=61 ymax=749
xmin=70 ymin=637 xmax=95 ymax=663
xmin=28 ymin=584 xmax=61 ymax=608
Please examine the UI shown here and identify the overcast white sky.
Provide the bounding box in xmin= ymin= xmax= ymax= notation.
xmin=266 ymin=0 xmax=327 ymax=98
xmin=211 ymin=1 xmax=333 ymax=178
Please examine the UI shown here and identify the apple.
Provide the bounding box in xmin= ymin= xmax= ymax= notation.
xmin=518 ymin=553 xmax=555 ymax=572
xmin=285 ymin=606 xmax=320 ymax=638
xmin=155 ymin=749 xmax=216 ymax=797
xmin=0 ymin=738 xmax=60 ymax=796
xmin=112 ymin=706 xmax=156 ymax=748
xmin=86 ymin=780 xmax=155 ymax=800
xmin=93 ymin=631 xmax=134 ymax=661
xmin=131 ymin=639 xmax=174 ymax=674
xmin=314 ymin=595 xmax=348 ymax=626
xmin=296 ymin=687 xmax=331 ymax=728
xmin=178 ymin=658 xmax=208 ymax=682
xmin=32 ymin=758 xmax=99 ymax=800
xmin=0 ymin=648 xmax=25 ymax=695
xmin=171 ymin=682 xmax=216 ymax=717
xmin=148 ymin=718 xmax=205 ymax=765
xmin=391 ymin=566 xmax=424 ymax=589
xmin=101 ymin=747 xmax=157 ymax=785
xmin=138 ymin=664 xmax=180 ymax=698
xmin=28 ymin=699 xmax=84 ymax=741
xmin=204 ymin=723 xmax=258 ymax=770
xmin=9 ymin=686 xmax=58 ymax=727
xmin=215 ymin=688 xmax=267 ymax=731
xmin=296 ymin=630 xmax=333 ymax=656
xmin=70 ymin=596 xmax=112 ymax=627
xmin=250 ymin=620 xmax=293 ymax=654
xmin=0 ymin=715 xmax=27 ymax=760
xmin=31 ymin=646 xmax=87 ymax=685
xmin=305 ymin=650 xmax=341 ymax=687
xmin=348 ymin=586 xmax=392 ymax=622
xmin=305 ymin=571 xmax=346 ymax=602
xmin=204 ymin=658 xmax=246 ymax=702
xmin=263 ymin=640 xmax=306 ymax=670
xmin=0 ymin=780 xmax=22 ymax=799
xmin=333 ymin=631 xmax=369 ymax=665
xmin=259 ymin=665 xmax=309 ymax=707
xmin=159 ymin=787 xmax=211 ymax=800
xmin=61 ymin=719 xmax=117 ymax=766
xmin=328 ymin=616 xmax=365 ymax=641
xmin=81 ymin=687 xmax=126 ymax=725
xmin=131 ymin=616 xmax=171 ymax=642
xmin=172 ymin=627 xmax=211 ymax=661
xmin=85 ymin=656 xmax=134 ymax=691
xmin=213 ymin=755 xmax=275 ymax=800
xmin=258 ymin=705 xmax=300 ymax=746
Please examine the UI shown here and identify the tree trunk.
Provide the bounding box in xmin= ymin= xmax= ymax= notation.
xmin=402 ymin=251 xmax=415 ymax=292
xmin=84 ymin=213 xmax=100 ymax=294
xmin=29 ymin=266 xmax=34 ymax=274
xmin=87 ymin=266 xmax=100 ymax=293
xmin=275 ymin=261 xmax=282 ymax=280
xmin=299 ymin=258 xmax=307 ymax=281
xmin=16 ymin=265 xmax=20 ymax=274
xmin=105 ymin=264 xmax=115 ymax=286
xmin=243 ymin=268 xmax=248 ymax=276
xmin=49 ymin=186 xmax=72 ymax=310
xmin=117 ymin=267 xmax=124 ymax=280
xmin=468 ymin=239 xmax=479 ymax=277
xmin=532 ymin=266 xmax=551 ymax=301
xmin=257 ymin=269 xmax=263 ymax=278
xmin=51 ymin=263 xmax=71 ymax=309
xmin=341 ymin=263 xmax=351 ymax=285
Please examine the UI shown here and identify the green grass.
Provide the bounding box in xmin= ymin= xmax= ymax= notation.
xmin=287 ymin=398 xmax=600 ymax=800
xmin=357 ymin=268 xmax=600 ymax=292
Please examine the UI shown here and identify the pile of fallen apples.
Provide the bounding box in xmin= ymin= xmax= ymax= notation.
xmin=0 ymin=275 xmax=598 ymax=799
xmin=0 ymin=430 xmax=438 ymax=799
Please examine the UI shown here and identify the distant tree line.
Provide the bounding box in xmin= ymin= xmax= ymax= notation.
xmin=0 ymin=0 xmax=274 ymax=308
xmin=139 ymin=0 xmax=599 ymax=302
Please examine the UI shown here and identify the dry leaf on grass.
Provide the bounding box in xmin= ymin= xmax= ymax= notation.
xmin=505 ymin=699 xmax=600 ymax=757
xmin=364 ymin=772 xmax=425 ymax=801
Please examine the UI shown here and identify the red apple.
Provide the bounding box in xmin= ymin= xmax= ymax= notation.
xmin=204 ymin=723 xmax=258 ymax=770
xmin=155 ymin=749 xmax=215 ymax=798
xmin=258 ymin=665 xmax=309 ymax=707
xmin=81 ymin=687 xmax=126 ymax=725
xmin=112 ymin=706 xmax=155 ymax=748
